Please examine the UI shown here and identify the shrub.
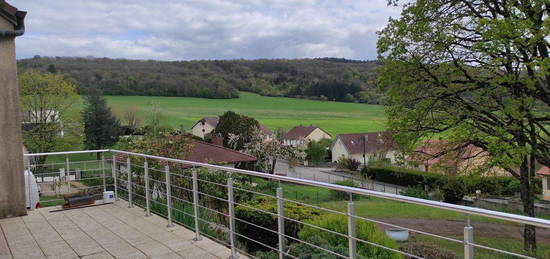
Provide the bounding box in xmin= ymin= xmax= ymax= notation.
xmin=329 ymin=180 xmax=359 ymax=200
xmin=337 ymin=157 xmax=361 ymax=171
xmin=442 ymin=177 xmax=465 ymax=204
xmin=235 ymin=196 xmax=321 ymax=252
xmin=298 ymin=214 xmax=402 ymax=259
xmin=362 ymin=165 xmax=542 ymax=197
xmin=362 ymin=166 xmax=446 ymax=189
xmin=400 ymin=185 xmax=429 ymax=200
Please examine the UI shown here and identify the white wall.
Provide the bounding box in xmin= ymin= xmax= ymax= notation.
xmin=331 ymin=138 xmax=397 ymax=165
xmin=191 ymin=122 xmax=215 ymax=139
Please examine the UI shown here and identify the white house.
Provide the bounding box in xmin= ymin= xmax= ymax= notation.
xmin=190 ymin=116 xmax=273 ymax=140
xmin=283 ymin=125 xmax=331 ymax=147
xmin=331 ymin=132 xmax=396 ymax=165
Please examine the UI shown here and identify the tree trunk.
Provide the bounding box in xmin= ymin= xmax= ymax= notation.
xmin=270 ymin=158 xmax=277 ymax=174
xmin=519 ymin=156 xmax=537 ymax=252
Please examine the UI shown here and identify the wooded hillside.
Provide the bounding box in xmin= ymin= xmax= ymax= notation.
xmin=17 ymin=57 xmax=383 ymax=103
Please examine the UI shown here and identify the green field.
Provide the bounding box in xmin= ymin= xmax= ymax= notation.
xmin=104 ymin=92 xmax=387 ymax=136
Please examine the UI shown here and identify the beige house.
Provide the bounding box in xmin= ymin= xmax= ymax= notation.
xmin=331 ymin=132 xmax=396 ymax=165
xmin=190 ymin=117 xmax=273 ymax=140
xmin=283 ymin=125 xmax=331 ymax=147
xmin=537 ymin=167 xmax=550 ymax=202
xmin=191 ymin=117 xmax=219 ymax=139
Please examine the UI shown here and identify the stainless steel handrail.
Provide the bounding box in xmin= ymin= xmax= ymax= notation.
xmin=105 ymin=149 xmax=550 ymax=229
xmin=25 ymin=149 xmax=550 ymax=259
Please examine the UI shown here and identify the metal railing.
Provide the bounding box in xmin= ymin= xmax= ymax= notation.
xmin=24 ymin=149 xmax=550 ymax=259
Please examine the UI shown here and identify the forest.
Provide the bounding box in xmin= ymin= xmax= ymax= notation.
xmin=17 ymin=56 xmax=383 ymax=104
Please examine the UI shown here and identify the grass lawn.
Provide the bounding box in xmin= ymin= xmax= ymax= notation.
xmin=40 ymin=195 xmax=65 ymax=207
xmin=104 ymin=92 xmax=387 ymax=136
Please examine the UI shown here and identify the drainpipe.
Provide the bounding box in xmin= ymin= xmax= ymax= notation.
xmin=0 ymin=11 xmax=26 ymax=38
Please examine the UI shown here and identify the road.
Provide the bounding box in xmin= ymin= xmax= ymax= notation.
xmin=274 ymin=160 xmax=406 ymax=195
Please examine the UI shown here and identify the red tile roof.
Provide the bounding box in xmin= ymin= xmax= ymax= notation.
xmin=336 ymin=132 xmax=395 ymax=154
xmin=114 ymin=139 xmax=256 ymax=167
xmin=408 ymin=140 xmax=486 ymax=166
xmin=283 ymin=125 xmax=329 ymax=140
xmin=187 ymin=140 xmax=256 ymax=164
xmin=537 ymin=166 xmax=550 ymax=176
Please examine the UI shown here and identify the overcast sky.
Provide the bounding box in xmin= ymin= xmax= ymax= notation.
xmin=11 ymin=0 xmax=401 ymax=61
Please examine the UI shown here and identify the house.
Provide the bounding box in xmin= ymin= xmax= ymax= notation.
xmin=190 ymin=117 xmax=272 ymax=140
xmin=116 ymin=139 xmax=256 ymax=169
xmin=20 ymin=109 xmax=65 ymax=136
xmin=537 ymin=167 xmax=550 ymax=202
xmin=407 ymin=140 xmax=508 ymax=176
xmin=185 ymin=140 xmax=256 ymax=167
xmin=331 ymin=132 xmax=396 ymax=165
xmin=282 ymin=125 xmax=331 ymax=147
xmin=191 ymin=117 xmax=219 ymax=139
xmin=0 ymin=0 xmax=27 ymax=217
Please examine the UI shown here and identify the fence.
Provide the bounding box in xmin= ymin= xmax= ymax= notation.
xmin=24 ymin=149 xmax=550 ymax=259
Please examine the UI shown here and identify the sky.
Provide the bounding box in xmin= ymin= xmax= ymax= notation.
xmin=10 ymin=0 xmax=401 ymax=61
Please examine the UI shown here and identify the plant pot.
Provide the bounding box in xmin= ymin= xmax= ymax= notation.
xmin=385 ymin=228 xmax=409 ymax=241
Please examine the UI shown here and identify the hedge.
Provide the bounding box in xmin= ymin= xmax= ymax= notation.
xmin=362 ymin=166 xmax=542 ymax=196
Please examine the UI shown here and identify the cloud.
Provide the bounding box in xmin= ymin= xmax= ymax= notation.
xmin=10 ymin=0 xmax=401 ymax=60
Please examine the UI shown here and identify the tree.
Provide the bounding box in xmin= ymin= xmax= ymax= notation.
xmin=19 ymin=71 xmax=81 ymax=161
xmin=213 ymin=111 xmax=260 ymax=149
xmin=229 ymin=128 xmax=305 ymax=173
xmin=305 ymin=139 xmax=331 ymax=163
xmin=123 ymin=106 xmax=141 ymax=132
xmin=82 ymin=90 xmax=121 ymax=158
xmin=377 ymin=0 xmax=549 ymax=252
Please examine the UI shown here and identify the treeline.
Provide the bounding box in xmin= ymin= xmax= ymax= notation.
xmin=17 ymin=56 xmax=383 ymax=103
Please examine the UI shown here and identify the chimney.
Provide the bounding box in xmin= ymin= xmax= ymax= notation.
xmin=211 ymin=135 xmax=224 ymax=146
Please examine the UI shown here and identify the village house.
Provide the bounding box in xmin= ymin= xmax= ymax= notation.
xmin=190 ymin=116 xmax=272 ymax=140
xmin=408 ymin=140 xmax=508 ymax=176
xmin=282 ymin=125 xmax=331 ymax=147
xmin=331 ymin=132 xmax=396 ymax=165
xmin=537 ymin=167 xmax=550 ymax=202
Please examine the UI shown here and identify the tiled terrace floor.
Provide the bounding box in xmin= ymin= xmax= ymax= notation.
xmin=0 ymin=201 xmax=239 ymax=259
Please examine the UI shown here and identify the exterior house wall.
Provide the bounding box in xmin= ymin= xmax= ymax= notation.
xmin=306 ymin=128 xmax=331 ymax=142
xmin=0 ymin=14 xmax=27 ymax=217
xmin=543 ymin=177 xmax=550 ymax=202
xmin=331 ymin=138 xmax=397 ymax=165
xmin=191 ymin=122 xmax=215 ymax=139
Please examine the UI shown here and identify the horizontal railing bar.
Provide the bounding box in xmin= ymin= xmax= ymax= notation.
xmin=28 ymin=149 xmax=550 ymax=229
xmin=283 ymin=234 xmax=347 ymax=258
xmin=282 ymin=198 xmax=347 ymax=216
xmin=197 ymin=191 xmax=228 ymax=203
xmin=351 ymin=214 xmax=463 ymax=244
xmin=196 ymin=178 xmax=228 ymax=188
xmin=24 ymin=149 xmax=110 ymax=157
xmin=170 ymin=196 xmax=194 ymax=206
xmin=351 ymin=236 xmax=423 ymax=259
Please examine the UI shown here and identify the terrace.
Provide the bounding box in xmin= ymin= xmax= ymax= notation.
xmin=11 ymin=149 xmax=550 ymax=259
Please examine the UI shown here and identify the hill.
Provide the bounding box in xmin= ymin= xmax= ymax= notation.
xmin=104 ymin=92 xmax=387 ymax=136
xmin=18 ymin=57 xmax=383 ymax=104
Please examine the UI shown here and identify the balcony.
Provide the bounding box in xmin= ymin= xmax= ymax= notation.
xmin=17 ymin=149 xmax=550 ymax=259
xmin=0 ymin=201 xmax=235 ymax=258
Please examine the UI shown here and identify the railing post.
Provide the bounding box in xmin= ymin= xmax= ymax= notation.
xmin=347 ymin=195 xmax=356 ymax=259
xmin=276 ymin=187 xmax=285 ymax=259
xmin=127 ymin=157 xmax=133 ymax=208
xmin=165 ymin=165 xmax=174 ymax=227
xmin=112 ymin=155 xmax=118 ymax=201
xmin=464 ymin=216 xmax=473 ymax=259
xmin=27 ymin=164 xmax=33 ymax=211
xmin=66 ymin=155 xmax=71 ymax=193
xmin=144 ymin=161 xmax=151 ymax=217
xmin=192 ymin=168 xmax=202 ymax=241
xmin=227 ymin=177 xmax=238 ymax=259
xmin=101 ymin=153 xmax=106 ymax=192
